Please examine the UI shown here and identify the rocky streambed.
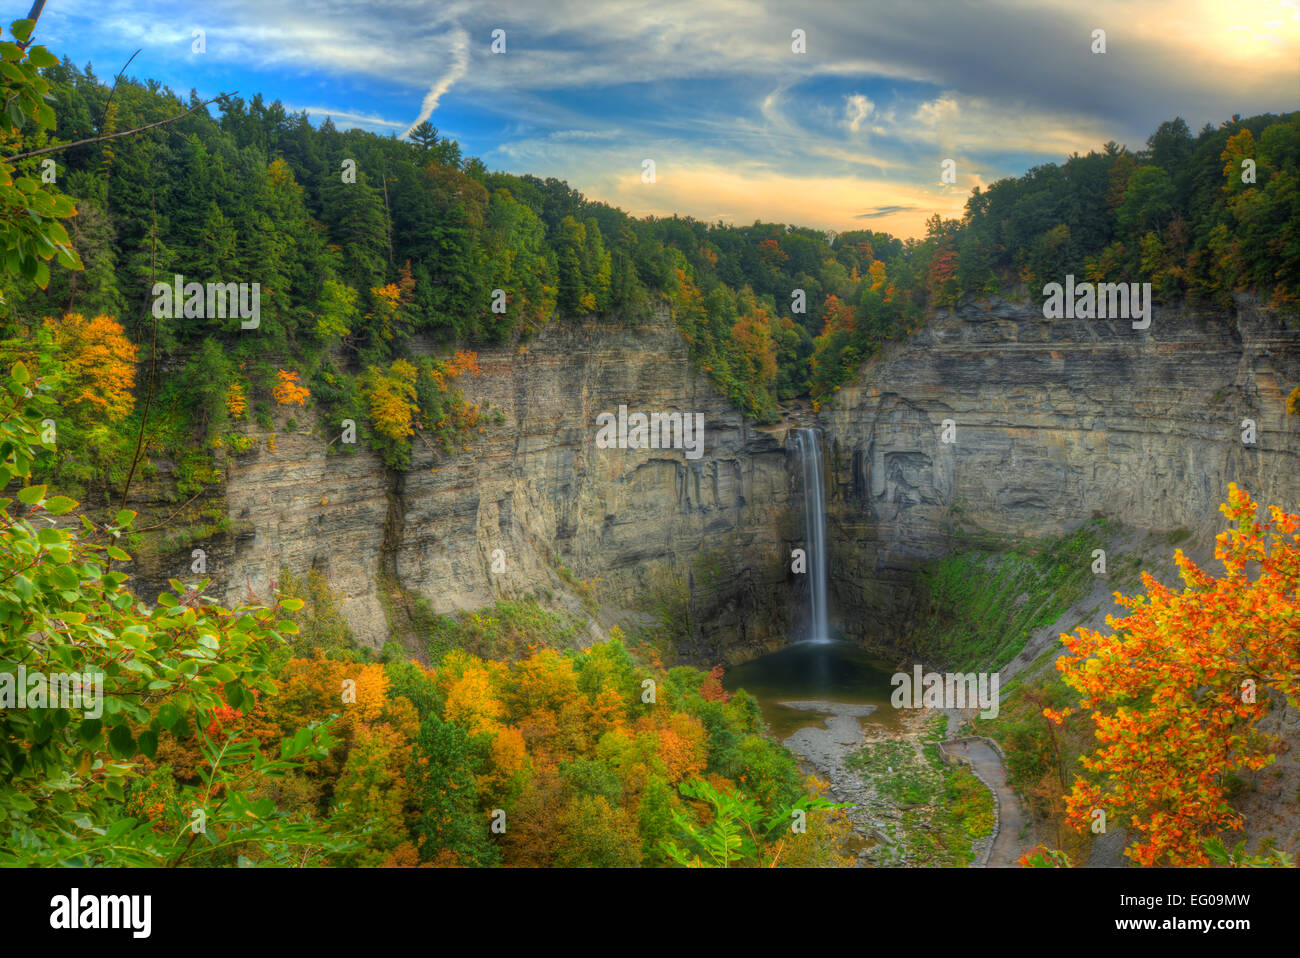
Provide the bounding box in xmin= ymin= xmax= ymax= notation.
xmin=779 ymin=700 xmax=1020 ymax=867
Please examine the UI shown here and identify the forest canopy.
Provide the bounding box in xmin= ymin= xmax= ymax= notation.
xmin=2 ymin=60 xmax=1295 ymax=463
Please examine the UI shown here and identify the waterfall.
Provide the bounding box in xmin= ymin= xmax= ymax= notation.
xmin=793 ymin=428 xmax=830 ymax=643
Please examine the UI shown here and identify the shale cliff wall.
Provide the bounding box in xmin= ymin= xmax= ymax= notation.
xmin=159 ymin=308 xmax=795 ymax=660
xmin=819 ymin=294 xmax=1300 ymax=644
xmin=127 ymin=293 xmax=1300 ymax=663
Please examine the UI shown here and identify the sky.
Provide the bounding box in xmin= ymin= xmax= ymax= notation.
xmin=26 ymin=0 xmax=1300 ymax=239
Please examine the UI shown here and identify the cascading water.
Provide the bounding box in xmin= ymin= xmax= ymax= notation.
xmin=792 ymin=428 xmax=830 ymax=643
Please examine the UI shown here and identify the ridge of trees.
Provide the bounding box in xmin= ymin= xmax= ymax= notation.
xmin=3 ymin=61 xmax=1295 ymax=470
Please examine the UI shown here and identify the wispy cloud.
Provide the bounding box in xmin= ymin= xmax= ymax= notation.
xmin=401 ymin=26 xmax=470 ymax=138
xmin=844 ymin=94 xmax=874 ymax=133
xmin=283 ymin=104 xmax=406 ymax=130
xmin=856 ymin=205 xmax=919 ymax=219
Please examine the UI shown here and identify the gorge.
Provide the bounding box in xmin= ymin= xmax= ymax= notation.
xmin=147 ymin=291 xmax=1300 ymax=674
xmin=132 ymin=290 xmax=1296 ymax=865
xmin=6 ymin=7 xmax=1299 ymax=877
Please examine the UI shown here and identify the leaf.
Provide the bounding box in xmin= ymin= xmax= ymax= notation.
xmin=224 ymin=681 xmax=246 ymax=710
xmin=107 ymin=724 xmax=134 ymax=756
xmin=154 ymin=703 xmax=181 ymax=730
xmin=43 ymin=495 xmax=76 ymax=515
xmin=27 ymin=47 xmax=57 ymax=68
xmin=17 ymin=483 xmax=44 ymax=504
xmin=136 ymin=730 xmax=158 ymax=760
xmin=8 ymin=19 xmax=35 ymax=42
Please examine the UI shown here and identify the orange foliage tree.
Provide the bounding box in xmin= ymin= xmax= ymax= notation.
xmin=273 ymin=369 xmax=310 ymax=406
xmin=730 ymin=308 xmax=778 ymax=388
xmin=820 ymin=294 xmax=856 ymax=337
xmin=927 ymin=248 xmax=960 ymax=307
xmin=1046 ymin=484 xmax=1300 ymax=865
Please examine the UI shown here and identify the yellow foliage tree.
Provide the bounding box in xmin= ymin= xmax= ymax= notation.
xmin=43 ymin=313 xmax=137 ymax=420
xmin=225 ymin=381 xmax=247 ymax=420
xmin=364 ymin=359 xmax=419 ymax=442
xmin=443 ymin=658 xmax=506 ymax=737
xmin=867 ymin=259 xmax=887 ymax=292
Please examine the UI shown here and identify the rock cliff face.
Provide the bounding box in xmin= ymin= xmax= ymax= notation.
xmin=188 ymin=308 xmax=795 ymax=660
xmin=819 ymin=294 xmax=1300 ymax=645
xmin=131 ymin=293 xmax=1300 ymax=665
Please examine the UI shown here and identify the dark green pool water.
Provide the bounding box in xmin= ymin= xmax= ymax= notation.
xmin=721 ymin=640 xmax=904 ymax=737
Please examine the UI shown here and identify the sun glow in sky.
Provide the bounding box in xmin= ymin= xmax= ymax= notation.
xmin=32 ymin=0 xmax=1300 ymax=238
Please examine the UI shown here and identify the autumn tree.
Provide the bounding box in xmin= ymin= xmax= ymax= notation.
xmin=273 ymin=369 xmax=311 ymax=406
xmin=361 ymin=358 xmax=419 ymax=468
xmin=1046 ymin=484 xmax=1300 ymax=866
xmin=43 ymin=312 xmax=136 ymax=421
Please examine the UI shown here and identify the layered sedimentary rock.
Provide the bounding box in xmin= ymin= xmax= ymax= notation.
xmin=820 ymin=293 xmax=1300 ymax=643
xmin=128 ymin=292 xmax=1300 ymax=664
xmin=156 ymin=308 xmax=794 ymax=659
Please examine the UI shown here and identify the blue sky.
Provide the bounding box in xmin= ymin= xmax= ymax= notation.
xmin=27 ymin=0 xmax=1300 ymax=238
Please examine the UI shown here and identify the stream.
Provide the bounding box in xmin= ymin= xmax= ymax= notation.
xmin=723 ymin=640 xmax=1026 ymax=867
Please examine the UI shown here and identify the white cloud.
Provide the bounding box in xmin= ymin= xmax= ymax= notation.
xmin=50 ymin=0 xmax=1300 ymax=240
xmin=844 ymin=93 xmax=874 ymax=133
xmin=401 ymin=27 xmax=470 ymax=138
xmin=282 ymin=104 xmax=406 ymax=130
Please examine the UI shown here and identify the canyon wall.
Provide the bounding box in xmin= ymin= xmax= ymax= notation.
xmin=160 ymin=308 xmax=796 ymax=661
xmin=128 ymin=292 xmax=1300 ymax=664
xmin=819 ymin=293 xmax=1300 ymax=644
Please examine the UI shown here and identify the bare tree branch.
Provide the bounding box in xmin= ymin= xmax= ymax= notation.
xmin=98 ymin=48 xmax=141 ymax=134
xmin=2 ymin=92 xmax=234 ymax=162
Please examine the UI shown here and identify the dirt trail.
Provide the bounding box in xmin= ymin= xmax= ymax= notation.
xmin=939 ymin=736 xmax=1028 ymax=867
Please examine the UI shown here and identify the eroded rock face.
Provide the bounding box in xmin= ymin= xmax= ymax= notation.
xmin=183 ymin=308 xmax=794 ymax=659
xmin=128 ymin=294 xmax=1300 ymax=664
xmin=821 ymin=294 xmax=1300 ymax=643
